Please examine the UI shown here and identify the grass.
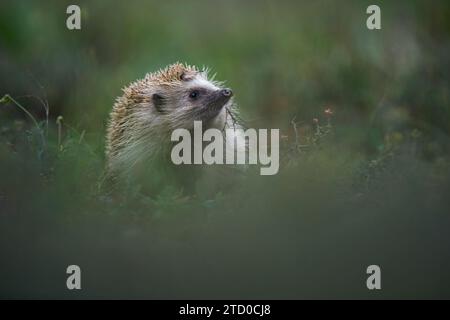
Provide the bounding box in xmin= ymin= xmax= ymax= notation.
xmin=1 ymin=93 xmax=450 ymax=299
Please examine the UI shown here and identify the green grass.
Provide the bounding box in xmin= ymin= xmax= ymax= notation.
xmin=1 ymin=92 xmax=450 ymax=298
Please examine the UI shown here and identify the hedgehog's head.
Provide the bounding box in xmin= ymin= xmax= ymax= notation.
xmin=125 ymin=63 xmax=234 ymax=133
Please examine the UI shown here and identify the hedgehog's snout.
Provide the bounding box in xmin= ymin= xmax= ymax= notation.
xmin=221 ymin=88 xmax=233 ymax=97
xmin=213 ymin=88 xmax=233 ymax=108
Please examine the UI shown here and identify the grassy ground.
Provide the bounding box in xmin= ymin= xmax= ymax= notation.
xmin=1 ymin=0 xmax=450 ymax=298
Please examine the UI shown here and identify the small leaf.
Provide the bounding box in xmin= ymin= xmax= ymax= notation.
xmin=0 ymin=94 xmax=11 ymax=104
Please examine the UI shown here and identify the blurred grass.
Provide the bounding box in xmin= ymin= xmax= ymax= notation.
xmin=1 ymin=0 xmax=450 ymax=299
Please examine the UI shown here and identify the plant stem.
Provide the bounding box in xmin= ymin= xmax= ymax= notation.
xmin=1 ymin=94 xmax=46 ymax=149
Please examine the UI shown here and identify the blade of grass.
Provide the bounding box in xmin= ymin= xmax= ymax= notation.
xmin=1 ymin=94 xmax=47 ymax=149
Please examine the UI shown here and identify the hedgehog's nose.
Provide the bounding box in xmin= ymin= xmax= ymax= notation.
xmin=221 ymin=88 xmax=233 ymax=97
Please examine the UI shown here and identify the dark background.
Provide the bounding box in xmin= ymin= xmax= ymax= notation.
xmin=0 ymin=0 xmax=449 ymax=299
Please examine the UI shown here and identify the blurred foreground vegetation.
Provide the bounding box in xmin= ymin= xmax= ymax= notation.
xmin=1 ymin=0 xmax=450 ymax=298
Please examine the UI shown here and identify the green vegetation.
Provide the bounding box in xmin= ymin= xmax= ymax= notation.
xmin=0 ymin=0 xmax=449 ymax=299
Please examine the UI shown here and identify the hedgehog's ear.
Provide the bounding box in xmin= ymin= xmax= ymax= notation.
xmin=152 ymin=93 xmax=166 ymax=113
xmin=180 ymin=72 xmax=193 ymax=81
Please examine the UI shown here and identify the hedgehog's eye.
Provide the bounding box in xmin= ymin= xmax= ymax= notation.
xmin=189 ymin=90 xmax=200 ymax=99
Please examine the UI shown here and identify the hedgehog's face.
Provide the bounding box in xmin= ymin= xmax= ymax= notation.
xmin=152 ymin=71 xmax=233 ymax=131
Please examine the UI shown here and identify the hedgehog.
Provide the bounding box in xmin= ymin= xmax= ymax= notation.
xmin=105 ymin=63 xmax=245 ymax=192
